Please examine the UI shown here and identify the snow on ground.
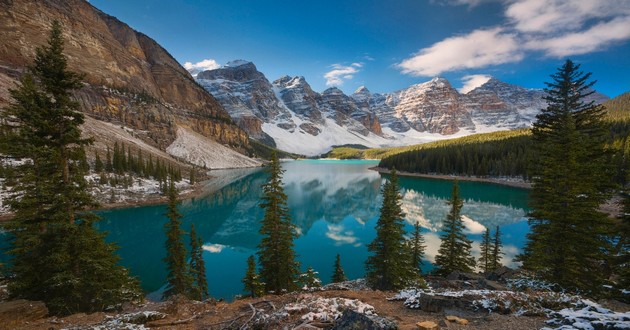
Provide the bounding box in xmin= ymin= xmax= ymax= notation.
xmin=262 ymin=115 xmax=391 ymax=156
xmin=543 ymin=300 xmax=630 ymax=330
xmin=392 ymin=285 xmax=629 ymax=329
xmin=284 ymin=296 xmax=376 ymax=322
xmin=166 ymin=126 xmax=261 ymax=169
xmin=85 ymin=174 xmax=193 ymax=205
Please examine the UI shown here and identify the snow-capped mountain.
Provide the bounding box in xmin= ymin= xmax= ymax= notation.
xmin=193 ymin=61 xmax=609 ymax=156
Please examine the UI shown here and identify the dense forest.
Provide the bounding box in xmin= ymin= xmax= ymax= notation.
xmin=377 ymin=93 xmax=630 ymax=182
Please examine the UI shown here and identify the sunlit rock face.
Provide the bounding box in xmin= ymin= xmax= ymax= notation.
xmin=0 ymin=0 xmax=250 ymax=151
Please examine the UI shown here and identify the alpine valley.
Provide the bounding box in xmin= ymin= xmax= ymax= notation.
xmin=194 ymin=61 xmax=609 ymax=156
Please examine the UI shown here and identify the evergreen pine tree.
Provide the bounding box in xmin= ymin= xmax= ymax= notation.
xmin=257 ymin=152 xmax=299 ymax=294
xmin=478 ymin=228 xmax=492 ymax=273
xmin=0 ymin=21 xmax=140 ymax=315
xmin=366 ymin=169 xmax=417 ymax=290
xmin=612 ymin=190 xmax=630 ymax=295
xmin=242 ymin=255 xmax=264 ymax=298
xmin=407 ymin=220 xmax=426 ymax=273
xmin=189 ymin=224 xmax=209 ymax=300
xmin=94 ymin=152 xmax=104 ymax=173
xmin=331 ymin=254 xmax=348 ymax=283
xmin=189 ymin=166 xmax=196 ymax=184
xmin=434 ymin=180 xmax=475 ymax=276
xmin=490 ymin=226 xmax=503 ymax=271
xmin=520 ymin=60 xmax=614 ymax=293
xmin=120 ymin=143 xmax=127 ymax=172
xmin=299 ymin=266 xmax=322 ymax=290
xmin=163 ymin=177 xmax=194 ymax=299
xmin=113 ymin=142 xmax=122 ymax=174
xmin=105 ymin=146 xmax=113 ymax=172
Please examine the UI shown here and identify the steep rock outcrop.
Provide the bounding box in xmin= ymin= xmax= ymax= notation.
xmin=391 ymin=78 xmax=474 ymax=135
xmin=0 ymin=0 xmax=250 ymax=153
xmin=197 ymin=61 xmax=292 ymax=145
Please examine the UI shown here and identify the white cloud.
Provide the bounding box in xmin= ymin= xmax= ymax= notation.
xmin=183 ymin=59 xmax=221 ymax=77
xmin=399 ymin=0 xmax=630 ymax=77
xmin=524 ymin=15 xmax=630 ymax=57
xmin=461 ymin=215 xmax=487 ymax=234
xmin=324 ymin=63 xmax=363 ymax=86
xmin=459 ymin=74 xmax=492 ymax=93
xmin=202 ymin=243 xmax=226 ymax=253
xmin=325 ymin=224 xmax=360 ymax=246
xmin=505 ymin=0 xmax=625 ymax=34
xmin=397 ymin=28 xmax=522 ymax=76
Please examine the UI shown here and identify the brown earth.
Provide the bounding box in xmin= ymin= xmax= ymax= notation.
xmin=7 ymin=290 xmax=547 ymax=330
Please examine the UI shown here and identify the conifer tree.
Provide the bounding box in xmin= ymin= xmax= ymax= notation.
xmin=408 ymin=220 xmax=426 ymax=273
xmin=490 ymin=226 xmax=503 ymax=271
xmin=331 ymin=254 xmax=348 ymax=283
xmin=163 ymin=177 xmax=194 ymax=299
xmin=366 ymin=169 xmax=416 ymax=290
xmin=478 ymin=228 xmax=492 ymax=273
xmin=434 ymin=180 xmax=475 ymax=276
xmin=612 ymin=191 xmax=630 ymax=293
xmin=0 ymin=21 xmax=140 ymax=314
xmin=189 ymin=224 xmax=209 ymax=300
xmin=520 ymin=60 xmax=614 ymax=292
xmin=94 ymin=152 xmax=104 ymax=173
xmin=105 ymin=146 xmax=113 ymax=172
xmin=242 ymin=255 xmax=264 ymax=298
xmin=189 ymin=166 xmax=196 ymax=184
xmin=299 ymin=266 xmax=322 ymax=290
xmin=257 ymin=152 xmax=299 ymax=294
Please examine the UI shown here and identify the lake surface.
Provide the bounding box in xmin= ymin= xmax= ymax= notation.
xmin=94 ymin=159 xmax=530 ymax=300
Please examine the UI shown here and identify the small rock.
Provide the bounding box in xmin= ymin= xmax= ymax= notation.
xmin=416 ymin=320 xmax=439 ymax=330
xmin=446 ymin=315 xmax=469 ymax=325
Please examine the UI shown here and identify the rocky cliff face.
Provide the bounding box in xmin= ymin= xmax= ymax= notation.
xmin=193 ymin=61 xmax=610 ymax=155
xmin=0 ymin=0 xmax=250 ymax=156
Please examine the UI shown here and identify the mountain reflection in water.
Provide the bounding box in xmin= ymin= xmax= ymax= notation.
xmin=95 ymin=160 xmax=530 ymax=300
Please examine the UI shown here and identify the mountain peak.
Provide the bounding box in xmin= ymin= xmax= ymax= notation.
xmin=225 ymin=60 xmax=252 ymax=67
xmin=354 ymin=86 xmax=371 ymax=95
xmin=429 ymin=77 xmax=450 ymax=87
xmin=273 ymin=75 xmax=310 ymax=89
xmin=323 ymin=86 xmax=344 ymax=95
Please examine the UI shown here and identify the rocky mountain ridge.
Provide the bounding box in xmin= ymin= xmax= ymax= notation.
xmin=0 ymin=0 xmax=259 ymax=169
xmin=194 ymin=61 xmax=609 ymax=156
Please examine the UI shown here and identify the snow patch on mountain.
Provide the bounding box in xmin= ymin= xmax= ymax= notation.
xmin=262 ymin=115 xmax=388 ymax=156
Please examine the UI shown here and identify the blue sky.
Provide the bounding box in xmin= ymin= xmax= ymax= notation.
xmin=90 ymin=0 xmax=630 ymax=98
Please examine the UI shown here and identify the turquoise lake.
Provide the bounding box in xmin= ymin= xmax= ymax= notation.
xmin=94 ymin=159 xmax=530 ymax=300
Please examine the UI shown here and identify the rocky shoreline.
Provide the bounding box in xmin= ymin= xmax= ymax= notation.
xmin=371 ymin=167 xmax=532 ymax=189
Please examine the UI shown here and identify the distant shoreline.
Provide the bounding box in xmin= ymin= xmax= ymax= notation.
xmin=370 ymin=167 xmax=532 ymax=189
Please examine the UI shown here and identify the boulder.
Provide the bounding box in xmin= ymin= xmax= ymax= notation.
xmin=332 ymin=309 xmax=397 ymax=330
xmin=446 ymin=271 xmax=483 ymax=281
xmin=416 ymin=320 xmax=439 ymax=329
xmin=417 ymin=294 xmax=472 ymax=313
xmin=486 ymin=266 xmax=517 ymax=281
xmin=479 ymin=278 xmax=507 ymax=291
xmin=0 ymin=299 xmax=48 ymax=327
